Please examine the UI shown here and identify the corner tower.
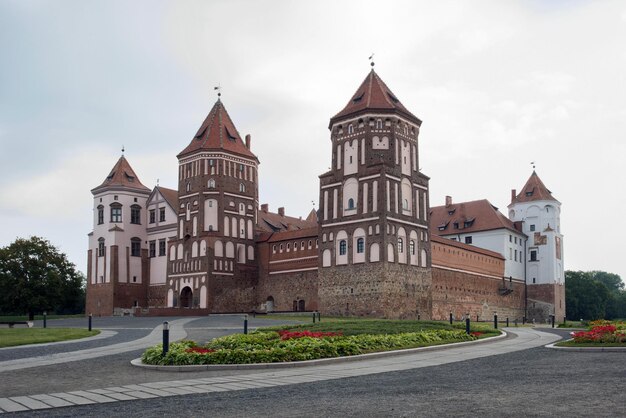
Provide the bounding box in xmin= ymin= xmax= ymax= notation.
xmin=508 ymin=171 xmax=565 ymax=322
xmin=87 ymin=155 xmax=151 ymax=316
xmin=317 ymin=69 xmax=432 ymax=318
xmin=166 ymin=98 xmax=260 ymax=311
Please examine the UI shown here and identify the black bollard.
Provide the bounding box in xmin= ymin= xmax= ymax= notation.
xmin=43 ymin=311 xmax=47 ymax=329
xmin=494 ymin=313 xmax=498 ymax=330
xmin=313 ymin=311 xmax=316 ymax=323
xmin=162 ymin=322 xmax=169 ymax=355
xmin=465 ymin=316 xmax=470 ymax=335
xmin=88 ymin=313 xmax=92 ymax=331
xmin=318 ymin=311 xmax=321 ymax=322
xmin=476 ymin=315 xmax=479 ymax=322
xmin=506 ymin=317 xmax=509 ymax=327
xmin=551 ymin=315 xmax=555 ymax=328
xmin=244 ymin=315 xmax=248 ymax=334
xmin=449 ymin=312 xmax=453 ymax=325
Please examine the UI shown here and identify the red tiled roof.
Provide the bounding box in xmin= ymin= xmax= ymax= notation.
xmin=430 ymin=199 xmax=521 ymax=236
xmin=510 ymin=171 xmax=559 ymax=204
xmin=256 ymin=208 xmax=318 ymax=234
xmin=157 ymin=186 xmax=179 ymax=211
xmin=92 ymin=155 xmax=150 ymax=194
xmin=266 ymin=227 xmax=318 ymax=243
xmin=431 ymin=235 xmax=505 ymax=260
xmin=329 ymin=69 xmax=421 ymax=127
xmin=178 ymin=99 xmax=257 ymax=160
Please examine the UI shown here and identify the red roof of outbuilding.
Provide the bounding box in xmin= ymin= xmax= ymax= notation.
xmin=430 ymin=199 xmax=522 ymax=236
xmin=92 ymin=155 xmax=150 ymax=194
xmin=329 ymin=69 xmax=421 ymax=127
xmin=510 ymin=171 xmax=559 ymax=204
xmin=178 ymin=99 xmax=257 ymax=160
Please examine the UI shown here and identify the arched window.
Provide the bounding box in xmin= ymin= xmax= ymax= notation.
xmin=357 ymin=238 xmax=364 ymax=253
xmin=186 ymin=182 xmax=191 ymax=192
xmin=208 ymin=179 xmax=216 ymax=188
xmin=376 ymin=119 xmax=382 ymax=129
xmin=348 ymin=198 xmax=355 ymax=210
xmin=339 ymin=240 xmax=347 ymax=255
xmin=97 ymin=238 xmax=105 ymax=257
xmin=402 ymin=199 xmax=409 ymax=210
xmin=348 ymin=124 xmax=354 ymax=134
xmin=97 ymin=205 xmax=104 ymax=225
xmin=130 ymin=204 xmax=141 ymax=225
xmin=398 ymin=237 xmax=404 ymax=253
xmin=409 ymin=240 xmax=415 ymax=255
xmin=239 ymin=183 xmax=246 ymax=193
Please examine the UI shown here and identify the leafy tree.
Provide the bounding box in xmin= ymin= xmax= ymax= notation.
xmin=565 ymin=270 xmax=625 ymax=320
xmin=0 ymin=236 xmax=85 ymax=319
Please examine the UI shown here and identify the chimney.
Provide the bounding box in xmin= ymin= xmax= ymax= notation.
xmin=445 ymin=196 xmax=452 ymax=207
xmin=245 ymin=134 xmax=251 ymax=149
xmin=511 ymin=189 xmax=516 ymax=203
xmin=261 ymin=203 xmax=268 ymax=213
xmin=278 ymin=207 xmax=285 ymax=217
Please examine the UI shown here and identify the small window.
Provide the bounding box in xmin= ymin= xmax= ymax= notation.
xmin=376 ymin=119 xmax=382 ymax=129
xmin=159 ymin=207 xmax=166 ymax=222
xmin=409 ymin=240 xmax=415 ymax=255
xmin=348 ymin=198 xmax=355 ymax=210
xmin=131 ymin=238 xmax=141 ymax=257
xmin=97 ymin=238 xmax=105 ymax=257
xmin=398 ymin=237 xmax=404 ymax=253
xmin=149 ymin=241 xmax=156 ymax=257
xmin=530 ymin=224 xmax=535 ymax=232
xmin=530 ymin=250 xmax=538 ymax=262
xmin=339 ymin=240 xmax=347 ymax=256
xmin=97 ymin=205 xmax=104 ymax=225
xmin=348 ymin=124 xmax=354 ymax=134
xmin=357 ymin=238 xmax=364 ymax=254
xmin=509 ymin=235 xmax=512 ymax=242
xmin=110 ymin=205 xmax=122 ymax=223
xmin=209 ymin=159 xmax=214 ymax=166
xmin=464 ymin=236 xmax=472 ymax=244
xmin=208 ymin=179 xmax=216 ymax=189
xmin=131 ymin=205 xmax=141 ymax=225
xmin=158 ymin=239 xmax=166 ymax=256
xmin=239 ymin=183 xmax=246 ymax=193
xmin=149 ymin=209 xmax=156 ymax=224
xmin=402 ymin=199 xmax=409 ymax=210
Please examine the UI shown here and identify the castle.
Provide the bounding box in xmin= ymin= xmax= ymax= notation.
xmin=86 ymin=69 xmax=565 ymax=322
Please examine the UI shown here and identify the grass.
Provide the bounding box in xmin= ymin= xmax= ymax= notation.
xmin=261 ymin=318 xmax=499 ymax=338
xmin=0 ymin=328 xmax=99 ymax=348
xmin=555 ymin=339 xmax=626 ymax=348
xmin=0 ymin=314 xmax=85 ymax=322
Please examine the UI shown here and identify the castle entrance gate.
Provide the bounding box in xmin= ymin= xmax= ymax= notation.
xmin=180 ymin=286 xmax=193 ymax=308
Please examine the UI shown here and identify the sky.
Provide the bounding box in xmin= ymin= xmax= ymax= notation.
xmin=0 ymin=0 xmax=624 ymax=281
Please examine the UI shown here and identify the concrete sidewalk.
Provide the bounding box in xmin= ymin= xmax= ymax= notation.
xmin=0 ymin=327 xmax=560 ymax=413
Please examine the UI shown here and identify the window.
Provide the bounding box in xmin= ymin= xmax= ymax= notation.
xmin=376 ymin=119 xmax=382 ymax=129
xmin=514 ymin=250 xmax=517 ymax=262
xmin=357 ymin=238 xmax=364 ymax=253
xmin=98 ymin=238 xmax=105 ymax=257
xmin=159 ymin=239 xmax=166 ymax=256
xmin=530 ymin=250 xmax=538 ymax=261
xmin=131 ymin=205 xmax=141 ymax=224
xmin=159 ymin=208 xmax=166 ymax=222
xmin=464 ymin=236 xmax=472 ymax=244
xmin=402 ymin=199 xmax=409 ymax=210
xmin=208 ymin=179 xmax=216 ymax=188
xmin=149 ymin=241 xmax=156 ymax=257
xmin=110 ymin=205 xmax=122 ymax=223
xmin=409 ymin=240 xmax=415 ymax=255
xmin=348 ymin=198 xmax=355 ymax=210
xmin=530 ymin=224 xmax=535 ymax=232
xmin=348 ymin=124 xmax=354 ymax=134
xmin=398 ymin=237 xmax=404 ymax=253
xmin=149 ymin=209 xmax=156 ymax=224
xmin=509 ymin=235 xmax=512 ymax=242
xmin=339 ymin=240 xmax=347 ymax=256
xmin=131 ymin=238 xmax=141 ymax=257
xmin=239 ymin=183 xmax=246 ymax=193
xmin=97 ymin=205 xmax=104 ymax=225
xmin=186 ymin=182 xmax=191 ymax=192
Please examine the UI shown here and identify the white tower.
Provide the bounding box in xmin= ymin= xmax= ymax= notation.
xmin=508 ymin=171 xmax=565 ymax=322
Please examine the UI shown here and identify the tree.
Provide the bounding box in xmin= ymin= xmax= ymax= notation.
xmin=565 ymin=270 xmax=625 ymax=321
xmin=0 ymin=236 xmax=85 ymax=319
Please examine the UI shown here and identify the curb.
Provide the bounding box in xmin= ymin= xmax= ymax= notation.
xmin=545 ymin=340 xmax=626 ymax=352
xmin=131 ymin=330 xmax=509 ymax=372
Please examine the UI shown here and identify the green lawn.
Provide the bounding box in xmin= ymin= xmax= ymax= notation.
xmin=0 ymin=314 xmax=85 ymax=322
xmin=0 ymin=328 xmax=99 ymax=348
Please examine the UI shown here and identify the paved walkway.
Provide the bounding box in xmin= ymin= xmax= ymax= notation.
xmin=0 ymin=327 xmax=560 ymax=413
xmin=0 ymin=318 xmax=194 ymax=372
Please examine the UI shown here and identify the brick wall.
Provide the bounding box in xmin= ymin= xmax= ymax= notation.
xmin=527 ymin=283 xmax=565 ymax=323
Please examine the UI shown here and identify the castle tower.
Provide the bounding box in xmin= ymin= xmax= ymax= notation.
xmin=165 ymin=98 xmax=260 ymax=311
xmin=317 ymin=69 xmax=432 ymax=318
xmin=508 ymin=171 xmax=565 ymax=322
xmin=86 ymin=155 xmax=151 ymax=316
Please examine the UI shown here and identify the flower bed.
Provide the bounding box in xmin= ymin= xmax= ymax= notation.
xmin=570 ymin=320 xmax=626 ymax=344
xmin=141 ymin=328 xmax=476 ymax=366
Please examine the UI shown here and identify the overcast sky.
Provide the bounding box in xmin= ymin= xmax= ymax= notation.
xmin=1 ymin=0 xmax=624 ymax=282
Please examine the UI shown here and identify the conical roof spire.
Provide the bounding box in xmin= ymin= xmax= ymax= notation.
xmin=329 ymin=69 xmax=421 ymax=128
xmin=511 ymin=171 xmax=559 ymax=204
xmin=178 ymin=99 xmax=256 ymax=160
xmin=92 ymin=155 xmax=150 ymax=194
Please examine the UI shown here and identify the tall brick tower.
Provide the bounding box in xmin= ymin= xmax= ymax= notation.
xmin=508 ymin=171 xmax=565 ymax=322
xmin=165 ymin=97 xmax=260 ymax=311
xmin=87 ymin=155 xmax=151 ymax=316
xmin=317 ymin=69 xmax=432 ymax=318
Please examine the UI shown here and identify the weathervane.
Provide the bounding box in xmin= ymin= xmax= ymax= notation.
xmin=531 ymin=161 xmax=536 ymax=170
xmin=369 ymin=53 xmax=375 ymax=68
xmin=214 ymin=84 xmax=221 ymax=98
xmin=121 ymin=145 xmax=125 ymax=155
